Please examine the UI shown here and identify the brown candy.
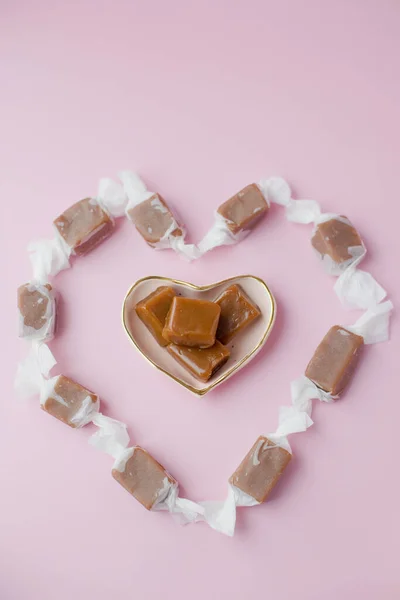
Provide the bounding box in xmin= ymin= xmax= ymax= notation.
xmin=305 ymin=325 xmax=364 ymax=395
xmin=54 ymin=198 xmax=114 ymax=255
xmin=215 ymin=284 xmax=260 ymax=344
xmin=163 ymin=297 xmax=221 ymax=348
xmin=229 ymin=436 xmax=291 ymax=503
xmin=311 ymin=217 xmax=364 ymax=266
xmin=217 ymin=184 xmax=268 ymax=235
xmin=167 ymin=340 xmax=230 ymax=382
xmin=41 ymin=375 xmax=98 ymax=427
xmin=135 ymin=286 xmax=176 ymax=346
xmin=112 ymin=447 xmax=177 ymax=510
xmin=127 ymin=194 xmax=182 ymax=246
xmin=17 ymin=283 xmax=56 ymax=341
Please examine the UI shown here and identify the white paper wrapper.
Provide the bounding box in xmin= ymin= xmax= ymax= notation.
xmin=14 ymin=342 xmax=57 ymax=398
xmin=348 ymin=300 xmax=393 ymax=344
xmin=120 ymin=170 xmax=200 ymax=261
xmin=197 ymin=212 xmax=248 ymax=254
xmin=97 ymin=178 xmax=128 ymax=218
xmin=334 ymin=267 xmax=387 ymax=310
xmin=28 ymin=233 xmax=71 ymax=283
xmin=18 ymin=283 xmax=57 ymax=342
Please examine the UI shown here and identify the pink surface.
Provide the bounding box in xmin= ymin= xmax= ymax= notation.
xmin=1 ymin=1 xmax=400 ymax=598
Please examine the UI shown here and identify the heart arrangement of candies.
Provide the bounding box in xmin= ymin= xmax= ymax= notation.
xmin=15 ymin=171 xmax=392 ymax=536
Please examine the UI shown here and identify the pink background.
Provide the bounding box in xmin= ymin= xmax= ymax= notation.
xmin=1 ymin=1 xmax=400 ymax=598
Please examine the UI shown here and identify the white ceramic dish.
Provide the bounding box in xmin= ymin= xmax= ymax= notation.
xmin=122 ymin=275 xmax=276 ymax=396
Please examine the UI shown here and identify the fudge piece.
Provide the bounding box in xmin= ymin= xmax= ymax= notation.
xmin=167 ymin=340 xmax=230 ymax=382
xmin=135 ymin=286 xmax=176 ymax=346
xmin=17 ymin=282 xmax=56 ymax=341
xmin=112 ymin=446 xmax=177 ymax=510
xmin=163 ymin=297 xmax=221 ymax=348
xmin=54 ymin=198 xmax=114 ymax=255
xmin=311 ymin=217 xmax=364 ymax=267
xmin=229 ymin=436 xmax=291 ymax=503
xmin=127 ymin=193 xmax=182 ymax=246
xmin=217 ymin=184 xmax=268 ymax=235
xmin=305 ymin=325 xmax=364 ymax=395
xmin=41 ymin=375 xmax=99 ymax=427
xmin=215 ymin=284 xmax=261 ymax=344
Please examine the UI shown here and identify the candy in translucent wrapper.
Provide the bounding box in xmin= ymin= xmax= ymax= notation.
xmin=54 ymin=197 xmax=115 ymax=256
xmin=305 ymin=326 xmax=364 ymax=396
xmin=120 ymin=171 xmax=200 ymax=261
xmin=89 ymin=414 xmax=203 ymax=520
xmin=40 ymin=375 xmax=100 ymax=428
xmin=14 ymin=343 xmax=99 ymax=428
xmin=260 ymin=176 xmax=366 ymax=275
xmin=196 ymin=392 xmax=314 ymax=536
xmin=197 ymin=184 xmax=269 ymax=254
xmin=305 ymin=301 xmax=393 ymax=396
xmin=18 ymin=282 xmax=57 ymax=342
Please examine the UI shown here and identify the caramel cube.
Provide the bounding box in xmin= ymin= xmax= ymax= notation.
xmin=18 ymin=283 xmax=56 ymax=341
xmin=135 ymin=286 xmax=176 ymax=346
xmin=127 ymin=193 xmax=182 ymax=246
xmin=163 ymin=297 xmax=221 ymax=348
xmin=167 ymin=340 xmax=230 ymax=382
xmin=311 ymin=217 xmax=364 ymax=266
xmin=215 ymin=284 xmax=261 ymax=344
xmin=112 ymin=447 xmax=177 ymax=510
xmin=305 ymin=325 xmax=364 ymax=395
xmin=229 ymin=436 xmax=291 ymax=503
xmin=217 ymin=184 xmax=268 ymax=235
xmin=54 ymin=198 xmax=114 ymax=255
xmin=41 ymin=375 xmax=99 ymax=427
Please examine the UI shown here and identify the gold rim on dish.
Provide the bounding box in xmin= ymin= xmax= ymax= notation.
xmin=122 ymin=275 xmax=276 ymax=396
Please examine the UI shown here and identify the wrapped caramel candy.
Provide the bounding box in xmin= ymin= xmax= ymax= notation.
xmin=28 ymin=178 xmax=127 ymax=283
xmin=89 ymin=414 xmax=203 ymax=520
xmin=198 ymin=184 xmax=269 ymax=254
xmin=120 ymin=171 xmax=200 ymax=260
xmin=162 ymin=297 xmax=221 ymax=348
xmin=112 ymin=447 xmax=177 ymax=510
xmin=305 ymin=326 xmax=364 ymax=396
xmin=18 ymin=282 xmax=57 ymax=342
xmin=135 ymin=286 xmax=176 ymax=347
xmin=54 ymin=198 xmax=115 ymax=256
xmin=41 ymin=374 xmax=100 ymax=428
xmin=304 ymin=301 xmax=393 ymax=397
xmin=229 ymin=436 xmax=291 ymax=503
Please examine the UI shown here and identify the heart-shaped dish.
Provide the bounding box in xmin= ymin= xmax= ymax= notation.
xmin=122 ymin=275 xmax=276 ymax=396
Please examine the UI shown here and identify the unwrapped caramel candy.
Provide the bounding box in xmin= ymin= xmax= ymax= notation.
xmin=127 ymin=194 xmax=182 ymax=246
xmin=135 ymin=286 xmax=176 ymax=346
xmin=54 ymin=198 xmax=114 ymax=255
xmin=112 ymin=446 xmax=177 ymax=510
xmin=41 ymin=375 xmax=99 ymax=427
xmin=17 ymin=282 xmax=56 ymax=341
xmin=229 ymin=436 xmax=291 ymax=503
xmin=305 ymin=325 xmax=364 ymax=395
xmin=311 ymin=217 xmax=364 ymax=268
xmin=215 ymin=284 xmax=260 ymax=344
xmin=217 ymin=184 xmax=268 ymax=235
xmin=167 ymin=340 xmax=230 ymax=382
xmin=163 ymin=297 xmax=221 ymax=348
